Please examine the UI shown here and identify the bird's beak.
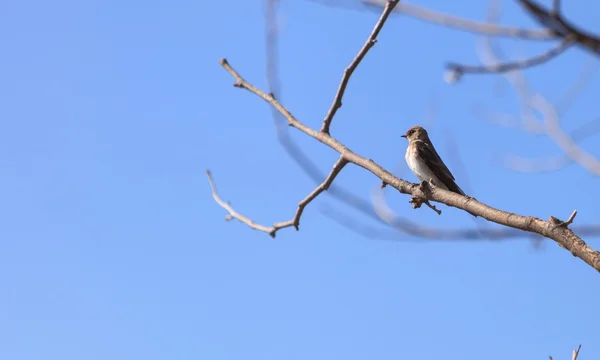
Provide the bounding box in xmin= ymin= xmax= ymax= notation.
xmin=401 ymin=134 xmax=407 ymax=138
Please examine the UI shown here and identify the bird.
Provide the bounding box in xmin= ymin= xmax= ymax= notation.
xmin=401 ymin=125 xmax=466 ymax=196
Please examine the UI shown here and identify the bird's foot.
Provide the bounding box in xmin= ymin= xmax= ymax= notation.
xmin=419 ymin=180 xmax=432 ymax=193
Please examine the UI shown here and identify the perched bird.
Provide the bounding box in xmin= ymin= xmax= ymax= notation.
xmin=402 ymin=125 xmax=466 ymax=196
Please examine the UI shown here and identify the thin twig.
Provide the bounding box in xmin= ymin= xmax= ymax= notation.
xmin=517 ymin=0 xmax=600 ymax=55
xmin=447 ymin=35 xmax=575 ymax=76
xmin=478 ymin=60 xmax=599 ymax=136
xmin=556 ymin=59 xmax=599 ymax=115
xmin=424 ymin=201 xmax=441 ymax=215
xmin=289 ymin=156 xmax=349 ymax=229
xmin=550 ymin=209 xmax=578 ymax=230
xmin=573 ymin=345 xmax=582 ymax=360
xmin=206 ymin=170 xmax=284 ymax=237
xmin=361 ymin=0 xmax=555 ymax=39
xmin=320 ymin=0 xmax=399 ymax=134
xmin=564 ymin=209 xmax=578 ymax=227
xmin=533 ymin=93 xmax=600 ymax=176
xmin=207 ymin=157 xmax=348 ymax=238
xmin=503 ymin=117 xmax=600 ymax=175
xmin=549 ymin=344 xmax=582 ymax=360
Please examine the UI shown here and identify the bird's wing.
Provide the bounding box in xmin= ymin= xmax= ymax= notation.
xmin=415 ymin=140 xmax=465 ymax=195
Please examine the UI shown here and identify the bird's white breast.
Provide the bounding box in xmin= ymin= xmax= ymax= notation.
xmin=405 ymin=144 xmax=448 ymax=190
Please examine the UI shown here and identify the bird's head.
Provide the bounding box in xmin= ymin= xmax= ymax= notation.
xmin=401 ymin=125 xmax=429 ymax=142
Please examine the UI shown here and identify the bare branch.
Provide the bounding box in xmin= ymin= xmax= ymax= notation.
xmin=361 ymin=0 xmax=555 ymax=39
xmin=320 ymin=0 xmax=399 ymax=134
xmin=327 ymin=194 xmax=600 ymax=241
xmin=447 ymin=35 xmax=575 ymax=77
xmin=573 ymin=345 xmax=582 ymax=360
xmin=363 ymin=0 xmax=599 ymax=80
xmin=503 ymin=118 xmax=600 ymax=174
xmin=477 ymin=59 xmax=599 ymax=135
xmin=532 ymin=93 xmax=600 ymax=176
xmin=549 ymin=345 xmax=582 ymax=360
xmin=218 ymin=57 xmax=600 ymax=271
xmin=428 ymin=0 xmax=600 ymax=83
xmin=556 ymin=59 xmax=599 ymax=115
xmin=290 ymin=156 xmax=349 ymax=230
xmin=209 ymin=159 xmax=347 ymax=238
xmin=517 ymin=0 xmax=600 ymax=56
xmin=206 ymin=170 xmax=285 ymax=237
xmin=206 ymin=157 xmax=347 ymax=237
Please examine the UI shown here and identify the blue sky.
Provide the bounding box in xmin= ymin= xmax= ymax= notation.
xmin=1 ymin=0 xmax=599 ymax=359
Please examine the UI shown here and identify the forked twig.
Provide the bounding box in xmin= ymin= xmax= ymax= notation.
xmin=321 ymin=0 xmax=399 ymax=134
xmin=207 ymin=156 xmax=348 ymax=238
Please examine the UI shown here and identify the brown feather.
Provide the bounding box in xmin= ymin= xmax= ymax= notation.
xmin=414 ymin=140 xmax=465 ymax=196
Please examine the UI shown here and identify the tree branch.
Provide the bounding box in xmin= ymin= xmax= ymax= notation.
xmin=206 ymin=156 xmax=348 ymax=238
xmin=446 ymin=35 xmax=575 ymax=77
xmin=364 ymin=0 xmax=599 ymax=79
xmin=322 ymin=200 xmax=600 ymax=242
xmin=361 ymin=0 xmax=555 ymax=39
xmin=207 ymin=170 xmax=284 ymax=237
xmin=217 ymin=57 xmax=600 ymax=272
xmin=549 ymin=344 xmax=582 ymax=360
xmin=320 ymin=0 xmax=399 ymax=134
xmin=290 ymin=156 xmax=348 ymax=230
xmin=517 ymin=0 xmax=600 ymax=56
xmin=502 ymin=118 xmax=600 ymax=174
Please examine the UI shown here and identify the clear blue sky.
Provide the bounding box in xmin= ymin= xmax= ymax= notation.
xmin=1 ymin=0 xmax=599 ymax=359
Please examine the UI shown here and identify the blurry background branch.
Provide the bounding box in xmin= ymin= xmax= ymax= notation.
xmin=467 ymin=0 xmax=600 ymax=177
xmin=353 ymin=0 xmax=555 ymax=38
xmin=363 ymin=0 xmax=600 ymax=54
xmin=446 ymin=34 xmax=575 ymax=76
xmin=362 ymin=0 xmax=600 ymax=80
